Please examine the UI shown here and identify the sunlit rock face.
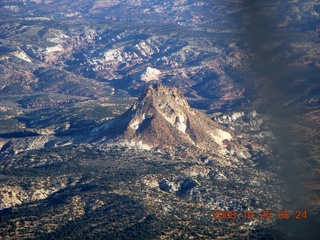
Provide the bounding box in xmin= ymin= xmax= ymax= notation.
xmin=90 ymin=84 xmax=247 ymax=158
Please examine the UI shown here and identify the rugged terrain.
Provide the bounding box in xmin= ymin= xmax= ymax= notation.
xmin=0 ymin=0 xmax=319 ymax=239
xmin=0 ymin=87 xmax=282 ymax=239
xmin=0 ymin=84 xmax=283 ymax=239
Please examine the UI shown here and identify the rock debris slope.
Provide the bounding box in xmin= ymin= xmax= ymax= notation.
xmin=91 ymin=84 xmax=236 ymax=154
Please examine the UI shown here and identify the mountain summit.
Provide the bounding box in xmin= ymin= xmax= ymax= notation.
xmin=91 ymin=84 xmax=234 ymax=153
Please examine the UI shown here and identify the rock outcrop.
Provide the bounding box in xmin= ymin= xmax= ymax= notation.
xmin=91 ymin=84 xmax=235 ymax=154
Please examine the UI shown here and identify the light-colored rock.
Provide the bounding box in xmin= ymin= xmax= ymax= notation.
xmin=104 ymin=49 xmax=124 ymax=62
xmin=141 ymin=67 xmax=161 ymax=82
xmin=12 ymin=50 xmax=32 ymax=62
xmin=174 ymin=115 xmax=187 ymax=133
xmin=231 ymin=112 xmax=244 ymax=121
xmin=210 ymin=129 xmax=232 ymax=145
xmin=46 ymin=44 xmax=64 ymax=53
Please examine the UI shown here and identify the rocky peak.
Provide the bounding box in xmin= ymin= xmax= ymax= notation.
xmin=91 ymin=84 xmax=235 ymax=155
xmin=132 ymin=83 xmax=190 ymax=112
xmin=144 ymin=83 xmax=187 ymax=102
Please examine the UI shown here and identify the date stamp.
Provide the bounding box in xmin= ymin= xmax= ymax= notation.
xmin=212 ymin=209 xmax=307 ymax=221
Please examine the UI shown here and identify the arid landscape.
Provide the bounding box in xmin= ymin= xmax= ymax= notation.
xmin=0 ymin=0 xmax=319 ymax=239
